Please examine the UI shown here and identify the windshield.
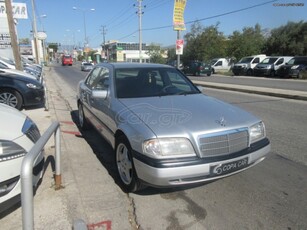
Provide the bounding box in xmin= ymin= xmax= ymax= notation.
xmin=210 ymin=59 xmax=218 ymax=65
xmin=115 ymin=67 xmax=200 ymax=98
xmin=261 ymin=58 xmax=278 ymax=64
xmin=239 ymin=57 xmax=253 ymax=63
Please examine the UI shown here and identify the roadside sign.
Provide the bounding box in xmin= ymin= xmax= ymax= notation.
xmin=176 ymin=39 xmax=184 ymax=55
xmin=173 ymin=0 xmax=186 ymax=31
xmin=0 ymin=2 xmax=28 ymax=19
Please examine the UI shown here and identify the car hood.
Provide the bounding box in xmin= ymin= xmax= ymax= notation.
xmin=118 ymin=94 xmax=259 ymax=137
xmin=0 ymin=68 xmax=37 ymax=80
xmin=0 ymin=104 xmax=26 ymax=140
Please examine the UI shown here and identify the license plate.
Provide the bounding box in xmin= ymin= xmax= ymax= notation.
xmin=210 ymin=158 xmax=248 ymax=177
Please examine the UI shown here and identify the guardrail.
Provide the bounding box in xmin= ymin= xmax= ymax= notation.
xmin=21 ymin=121 xmax=61 ymax=230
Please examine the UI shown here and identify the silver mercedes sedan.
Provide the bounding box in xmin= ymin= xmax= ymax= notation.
xmin=77 ymin=63 xmax=270 ymax=192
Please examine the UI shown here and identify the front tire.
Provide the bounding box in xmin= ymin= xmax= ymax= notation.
xmin=78 ymin=103 xmax=90 ymax=130
xmin=115 ymin=136 xmax=143 ymax=193
xmin=0 ymin=89 xmax=23 ymax=110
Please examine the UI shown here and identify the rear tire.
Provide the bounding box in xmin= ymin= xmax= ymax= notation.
xmin=0 ymin=89 xmax=23 ymax=110
xmin=115 ymin=136 xmax=144 ymax=193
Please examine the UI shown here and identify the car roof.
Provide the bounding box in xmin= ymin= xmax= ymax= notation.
xmin=96 ymin=62 xmax=173 ymax=69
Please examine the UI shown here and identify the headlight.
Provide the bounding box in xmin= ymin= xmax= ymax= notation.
xmin=291 ymin=65 xmax=299 ymax=69
xmin=26 ymin=83 xmax=40 ymax=89
xmin=265 ymin=65 xmax=271 ymax=69
xmin=143 ymin=138 xmax=195 ymax=158
xmin=0 ymin=140 xmax=26 ymax=162
xmin=250 ymin=122 xmax=266 ymax=143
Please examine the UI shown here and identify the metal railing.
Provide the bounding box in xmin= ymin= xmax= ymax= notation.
xmin=21 ymin=121 xmax=61 ymax=230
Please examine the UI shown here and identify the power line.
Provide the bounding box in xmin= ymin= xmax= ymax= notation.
xmin=117 ymin=0 xmax=279 ymax=37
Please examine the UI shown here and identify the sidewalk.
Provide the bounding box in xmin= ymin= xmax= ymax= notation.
xmin=0 ymin=66 xmax=135 ymax=229
xmin=193 ymin=80 xmax=307 ymax=101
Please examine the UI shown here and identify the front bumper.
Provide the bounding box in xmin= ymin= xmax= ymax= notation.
xmin=232 ymin=67 xmax=247 ymax=75
xmin=253 ymin=68 xmax=271 ymax=76
xmin=133 ymin=139 xmax=270 ymax=187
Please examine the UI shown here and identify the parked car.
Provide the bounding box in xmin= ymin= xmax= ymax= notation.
xmin=0 ymin=56 xmax=16 ymax=69
xmin=277 ymin=56 xmax=307 ymax=78
xmin=77 ymin=63 xmax=271 ymax=192
xmin=24 ymin=66 xmax=43 ymax=81
xmin=81 ymin=62 xmax=94 ymax=71
xmin=62 ymin=55 xmax=73 ymax=66
xmin=210 ymin=58 xmax=233 ymax=73
xmin=0 ymin=68 xmax=38 ymax=81
xmin=232 ymin=54 xmax=267 ymax=76
xmin=0 ymin=103 xmax=44 ymax=213
xmin=253 ymin=56 xmax=293 ymax=77
xmin=182 ymin=61 xmax=212 ymax=76
xmin=0 ymin=72 xmax=45 ymax=110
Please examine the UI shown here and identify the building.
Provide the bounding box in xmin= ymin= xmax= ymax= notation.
xmin=103 ymin=40 xmax=151 ymax=63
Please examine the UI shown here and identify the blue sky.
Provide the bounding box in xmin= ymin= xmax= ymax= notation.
xmin=16 ymin=0 xmax=306 ymax=48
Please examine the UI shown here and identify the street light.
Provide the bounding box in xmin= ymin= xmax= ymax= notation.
xmin=72 ymin=7 xmax=95 ymax=48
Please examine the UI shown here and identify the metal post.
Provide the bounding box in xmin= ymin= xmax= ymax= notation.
xmin=55 ymin=126 xmax=61 ymax=189
xmin=21 ymin=122 xmax=61 ymax=230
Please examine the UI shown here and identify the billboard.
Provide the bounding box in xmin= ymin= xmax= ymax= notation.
xmin=0 ymin=2 xmax=28 ymax=19
xmin=173 ymin=0 xmax=186 ymax=31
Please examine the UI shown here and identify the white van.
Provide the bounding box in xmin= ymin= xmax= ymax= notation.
xmin=253 ymin=56 xmax=293 ymax=77
xmin=210 ymin=58 xmax=233 ymax=73
xmin=232 ymin=54 xmax=266 ymax=76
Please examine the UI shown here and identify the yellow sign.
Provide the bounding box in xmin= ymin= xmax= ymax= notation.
xmin=173 ymin=0 xmax=186 ymax=31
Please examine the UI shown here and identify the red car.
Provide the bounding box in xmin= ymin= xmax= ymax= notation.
xmin=62 ymin=55 xmax=73 ymax=66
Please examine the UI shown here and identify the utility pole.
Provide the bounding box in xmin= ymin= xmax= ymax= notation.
xmin=100 ymin=25 xmax=107 ymax=60
xmin=5 ymin=0 xmax=22 ymax=70
xmin=31 ymin=0 xmax=40 ymax=64
xmin=135 ymin=0 xmax=145 ymax=63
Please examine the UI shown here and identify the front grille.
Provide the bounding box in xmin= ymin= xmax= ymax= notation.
xmin=25 ymin=124 xmax=41 ymax=143
xmin=198 ymin=128 xmax=249 ymax=157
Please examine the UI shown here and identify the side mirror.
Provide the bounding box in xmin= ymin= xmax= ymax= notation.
xmin=91 ymin=89 xmax=108 ymax=99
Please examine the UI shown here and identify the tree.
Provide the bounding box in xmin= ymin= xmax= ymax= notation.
xmin=264 ymin=21 xmax=307 ymax=56
xmin=183 ymin=22 xmax=227 ymax=63
xmin=146 ymin=43 xmax=165 ymax=64
xmin=226 ymin=24 xmax=265 ymax=61
xmin=48 ymin=43 xmax=59 ymax=53
xmin=19 ymin=38 xmax=30 ymax=45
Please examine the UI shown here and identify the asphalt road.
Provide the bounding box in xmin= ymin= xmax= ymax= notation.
xmin=53 ymin=63 xmax=307 ymax=230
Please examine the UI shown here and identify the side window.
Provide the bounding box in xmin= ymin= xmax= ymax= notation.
xmin=216 ymin=61 xmax=222 ymax=66
xmin=252 ymin=58 xmax=260 ymax=64
xmin=94 ymin=67 xmax=110 ymax=90
xmin=85 ymin=67 xmax=102 ymax=89
xmin=276 ymin=58 xmax=283 ymax=65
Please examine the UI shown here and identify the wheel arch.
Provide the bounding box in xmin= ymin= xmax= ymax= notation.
xmin=0 ymin=86 xmax=24 ymax=105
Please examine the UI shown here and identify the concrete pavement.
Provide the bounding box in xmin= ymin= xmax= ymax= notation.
xmin=1 ymin=66 xmax=305 ymax=229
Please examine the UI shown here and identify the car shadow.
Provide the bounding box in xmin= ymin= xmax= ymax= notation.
xmin=70 ymin=110 xmax=122 ymax=189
